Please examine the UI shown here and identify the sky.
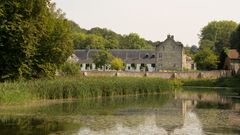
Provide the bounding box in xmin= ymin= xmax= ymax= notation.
xmin=52 ymin=0 xmax=240 ymax=46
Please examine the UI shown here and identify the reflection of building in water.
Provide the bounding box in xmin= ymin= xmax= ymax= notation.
xmin=76 ymin=91 xmax=239 ymax=135
xmin=182 ymin=100 xmax=197 ymax=117
xmin=175 ymin=91 xmax=231 ymax=104
xmin=177 ymin=90 xmax=240 ymax=131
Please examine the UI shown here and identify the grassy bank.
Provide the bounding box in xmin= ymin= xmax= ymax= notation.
xmin=1 ymin=75 xmax=239 ymax=105
xmin=0 ymin=77 xmax=179 ymax=105
xmin=182 ymin=75 xmax=240 ymax=88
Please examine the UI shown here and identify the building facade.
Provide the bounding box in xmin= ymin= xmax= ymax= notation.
xmin=69 ymin=35 xmax=196 ymax=72
xmin=224 ymin=49 xmax=240 ymax=74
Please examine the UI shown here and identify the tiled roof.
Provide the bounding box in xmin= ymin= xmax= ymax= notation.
xmin=74 ymin=49 xmax=156 ymax=63
xmin=227 ymin=49 xmax=240 ymax=59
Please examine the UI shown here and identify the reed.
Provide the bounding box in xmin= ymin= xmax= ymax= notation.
xmin=0 ymin=76 xmax=179 ymax=105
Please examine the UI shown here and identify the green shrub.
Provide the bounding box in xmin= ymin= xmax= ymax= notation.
xmin=60 ymin=62 xmax=80 ymax=76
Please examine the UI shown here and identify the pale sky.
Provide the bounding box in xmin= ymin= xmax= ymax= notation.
xmin=52 ymin=0 xmax=240 ymax=46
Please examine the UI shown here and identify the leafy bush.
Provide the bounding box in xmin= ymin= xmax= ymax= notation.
xmin=60 ymin=62 xmax=80 ymax=76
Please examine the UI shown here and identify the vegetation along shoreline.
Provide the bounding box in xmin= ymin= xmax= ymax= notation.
xmin=0 ymin=75 xmax=239 ymax=106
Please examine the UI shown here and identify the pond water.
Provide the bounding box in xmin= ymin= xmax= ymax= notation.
xmin=0 ymin=88 xmax=239 ymax=135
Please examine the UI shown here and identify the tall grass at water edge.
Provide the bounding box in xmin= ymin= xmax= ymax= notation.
xmin=0 ymin=77 xmax=180 ymax=105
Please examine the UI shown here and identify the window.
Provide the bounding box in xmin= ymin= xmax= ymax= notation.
xmin=86 ymin=64 xmax=92 ymax=70
xmin=131 ymin=63 xmax=136 ymax=69
xmin=151 ymin=64 xmax=156 ymax=68
xmin=151 ymin=54 xmax=155 ymax=58
xmin=159 ymin=53 xmax=162 ymax=58
xmin=173 ymin=64 xmax=176 ymax=68
xmin=145 ymin=53 xmax=149 ymax=58
xmin=191 ymin=64 xmax=195 ymax=70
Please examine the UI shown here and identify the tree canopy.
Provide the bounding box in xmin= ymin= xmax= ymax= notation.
xmin=0 ymin=0 xmax=74 ymax=81
xmin=93 ymin=50 xmax=113 ymax=71
xmin=199 ymin=20 xmax=237 ymax=55
xmin=196 ymin=20 xmax=238 ymax=70
xmin=194 ymin=48 xmax=219 ymax=70
xmin=72 ymin=26 xmax=154 ymax=50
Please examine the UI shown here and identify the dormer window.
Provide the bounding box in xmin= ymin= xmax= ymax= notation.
xmin=151 ymin=54 xmax=155 ymax=58
xmin=145 ymin=53 xmax=149 ymax=58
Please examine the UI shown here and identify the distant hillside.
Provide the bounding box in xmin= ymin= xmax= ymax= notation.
xmin=68 ymin=21 xmax=156 ymax=50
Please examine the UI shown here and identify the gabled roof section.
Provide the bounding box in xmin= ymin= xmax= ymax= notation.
xmin=227 ymin=49 xmax=240 ymax=59
xmin=156 ymin=35 xmax=183 ymax=47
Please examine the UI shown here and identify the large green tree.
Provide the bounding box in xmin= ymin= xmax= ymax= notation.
xmin=0 ymin=0 xmax=73 ymax=80
xmin=200 ymin=20 xmax=237 ymax=55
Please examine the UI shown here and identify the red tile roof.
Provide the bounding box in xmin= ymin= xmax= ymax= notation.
xmin=228 ymin=49 xmax=240 ymax=59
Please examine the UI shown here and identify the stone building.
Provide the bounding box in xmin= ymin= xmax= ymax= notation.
xmin=70 ymin=35 xmax=196 ymax=72
xmin=224 ymin=49 xmax=240 ymax=74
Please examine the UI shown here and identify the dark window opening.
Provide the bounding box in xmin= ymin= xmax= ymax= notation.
xmin=145 ymin=54 xmax=149 ymax=58
xmin=151 ymin=64 xmax=156 ymax=68
xmin=191 ymin=64 xmax=195 ymax=70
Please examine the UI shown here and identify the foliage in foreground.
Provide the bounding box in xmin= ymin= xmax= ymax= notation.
xmin=0 ymin=77 xmax=177 ymax=105
xmin=0 ymin=0 xmax=73 ymax=81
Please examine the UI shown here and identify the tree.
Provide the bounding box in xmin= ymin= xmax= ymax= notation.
xmin=121 ymin=33 xmax=153 ymax=49
xmin=93 ymin=50 xmax=113 ymax=71
xmin=73 ymin=32 xmax=87 ymax=49
xmin=199 ymin=40 xmax=215 ymax=50
xmin=194 ymin=48 xmax=219 ymax=70
xmin=111 ymin=57 xmax=124 ymax=70
xmin=218 ymin=48 xmax=229 ymax=69
xmin=88 ymin=27 xmax=121 ymax=49
xmin=200 ymin=20 xmax=237 ymax=55
xmin=84 ymin=34 xmax=107 ymax=49
xmin=0 ymin=0 xmax=74 ymax=81
xmin=185 ymin=45 xmax=199 ymax=57
xmin=230 ymin=24 xmax=240 ymax=52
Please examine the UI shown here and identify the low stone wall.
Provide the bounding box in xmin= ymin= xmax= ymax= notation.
xmin=82 ymin=70 xmax=232 ymax=79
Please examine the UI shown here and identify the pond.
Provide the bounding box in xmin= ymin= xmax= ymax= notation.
xmin=0 ymin=88 xmax=239 ymax=135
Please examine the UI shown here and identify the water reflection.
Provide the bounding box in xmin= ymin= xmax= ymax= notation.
xmin=0 ymin=89 xmax=239 ymax=135
xmin=76 ymin=98 xmax=203 ymax=135
xmin=77 ymin=111 xmax=203 ymax=135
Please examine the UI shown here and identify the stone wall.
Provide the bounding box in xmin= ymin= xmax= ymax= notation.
xmin=82 ymin=70 xmax=232 ymax=79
